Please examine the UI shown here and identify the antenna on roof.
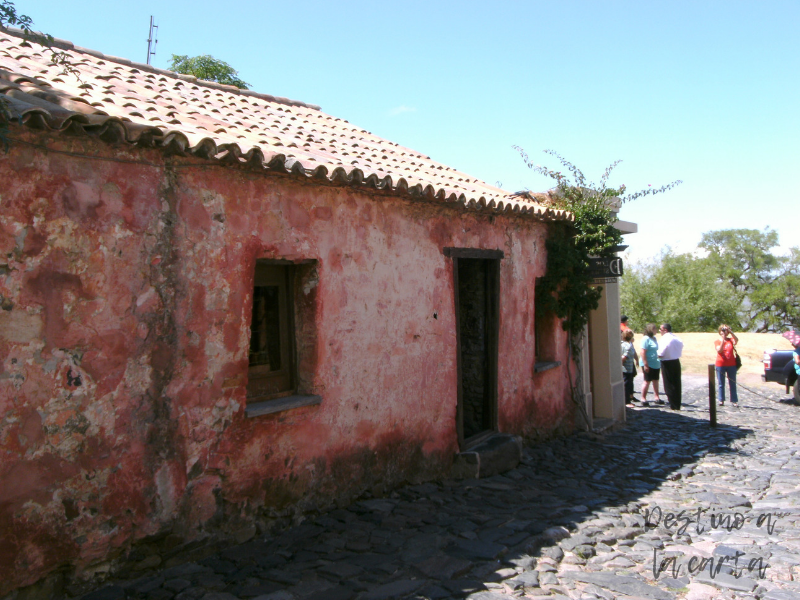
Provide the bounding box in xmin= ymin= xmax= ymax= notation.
xmin=146 ymin=16 xmax=158 ymax=65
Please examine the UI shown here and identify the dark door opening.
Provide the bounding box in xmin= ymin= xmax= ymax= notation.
xmin=454 ymin=256 xmax=500 ymax=447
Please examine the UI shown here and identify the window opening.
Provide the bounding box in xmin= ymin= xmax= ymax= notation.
xmin=248 ymin=263 xmax=294 ymax=399
xmin=534 ymin=277 xmax=561 ymax=373
xmin=250 ymin=285 xmax=283 ymax=370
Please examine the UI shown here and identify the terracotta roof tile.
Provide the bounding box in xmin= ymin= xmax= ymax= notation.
xmin=0 ymin=28 xmax=568 ymax=220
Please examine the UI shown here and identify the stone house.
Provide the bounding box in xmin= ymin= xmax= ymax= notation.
xmin=0 ymin=29 xmax=626 ymax=593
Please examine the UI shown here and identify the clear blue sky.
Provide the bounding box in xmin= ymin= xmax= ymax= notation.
xmin=26 ymin=0 xmax=798 ymax=263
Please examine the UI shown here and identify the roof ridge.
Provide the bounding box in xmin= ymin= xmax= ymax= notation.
xmin=0 ymin=25 xmax=321 ymax=111
xmin=0 ymin=27 xmax=568 ymax=222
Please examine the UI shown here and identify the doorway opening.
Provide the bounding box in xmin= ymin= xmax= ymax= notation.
xmin=448 ymin=250 xmax=501 ymax=449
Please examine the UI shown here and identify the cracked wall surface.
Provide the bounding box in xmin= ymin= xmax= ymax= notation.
xmin=0 ymin=131 xmax=573 ymax=594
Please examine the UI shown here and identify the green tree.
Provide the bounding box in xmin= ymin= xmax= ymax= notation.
xmin=748 ymin=247 xmax=800 ymax=331
xmin=623 ymin=229 xmax=800 ymax=333
xmin=700 ymin=228 xmax=779 ymax=291
xmin=620 ymin=250 xmax=739 ymax=332
xmin=699 ymin=228 xmax=790 ymax=331
xmin=168 ymin=54 xmax=250 ymax=89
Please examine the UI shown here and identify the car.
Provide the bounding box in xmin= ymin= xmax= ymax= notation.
xmin=762 ymin=348 xmax=799 ymax=400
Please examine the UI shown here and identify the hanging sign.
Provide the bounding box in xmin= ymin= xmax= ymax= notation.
xmin=588 ymin=257 xmax=623 ymax=279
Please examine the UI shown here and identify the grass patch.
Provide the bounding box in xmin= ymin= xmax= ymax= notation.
xmin=673 ymin=332 xmax=793 ymax=376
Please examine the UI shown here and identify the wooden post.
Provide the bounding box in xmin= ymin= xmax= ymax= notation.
xmin=708 ymin=364 xmax=717 ymax=427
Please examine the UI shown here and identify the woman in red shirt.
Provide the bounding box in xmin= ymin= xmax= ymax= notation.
xmin=714 ymin=324 xmax=739 ymax=406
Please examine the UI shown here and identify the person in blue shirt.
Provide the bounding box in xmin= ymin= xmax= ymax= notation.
xmin=639 ymin=323 xmax=662 ymax=406
xmin=789 ymin=346 xmax=800 ymax=383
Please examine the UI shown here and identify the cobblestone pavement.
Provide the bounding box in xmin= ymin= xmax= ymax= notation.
xmin=77 ymin=377 xmax=800 ymax=600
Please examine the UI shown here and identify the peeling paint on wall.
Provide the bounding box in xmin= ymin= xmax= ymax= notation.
xmin=0 ymin=132 xmax=573 ymax=594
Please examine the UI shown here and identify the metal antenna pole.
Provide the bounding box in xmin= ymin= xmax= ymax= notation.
xmin=146 ymin=16 xmax=159 ymax=65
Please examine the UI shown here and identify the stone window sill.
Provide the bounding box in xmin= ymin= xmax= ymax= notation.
xmin=534 ymin=361 xmax=561 ymax=374
xmin=245 ymin=394 xmax=322 ymax=418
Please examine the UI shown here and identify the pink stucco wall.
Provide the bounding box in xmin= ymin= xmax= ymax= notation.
xmin=0 ymin=131 xmax=573 ymax=593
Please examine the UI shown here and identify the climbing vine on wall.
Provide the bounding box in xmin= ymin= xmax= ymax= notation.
xmin=516 ymin=148 xmax=682 ymax=339
xmin=516 ymin=147 xmax=681 ymax=427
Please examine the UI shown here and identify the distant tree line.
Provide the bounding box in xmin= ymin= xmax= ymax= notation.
xmin=620 ymin=228 xmax=800 ymax=333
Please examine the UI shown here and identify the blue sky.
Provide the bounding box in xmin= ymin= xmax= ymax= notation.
xmin=26 ymin=0 xmax=798 ymax=263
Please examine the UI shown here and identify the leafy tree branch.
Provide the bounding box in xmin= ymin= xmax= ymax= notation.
xmin=169 ymin=54 xmax=250 ymax=89
xmin=0 ymin=1 xmax=76 ymax=77
xmin=516 ymin=147 xmax=682 ymax=337
xmin=0 ymin=1 xmax=78 ymax=147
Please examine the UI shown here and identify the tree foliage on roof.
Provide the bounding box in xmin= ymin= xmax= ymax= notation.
xmin=168 ymin=54 xmax=250 ymax=89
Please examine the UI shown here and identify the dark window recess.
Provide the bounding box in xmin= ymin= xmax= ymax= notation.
xmin=534 ymin=277 xmax=561 ymax=372
xmin=250 ymin=285 xmax=282 ymax=370
xmin=248 ymin=264 xmax=294 ymax=399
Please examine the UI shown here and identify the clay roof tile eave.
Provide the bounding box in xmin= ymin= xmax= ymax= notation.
xmin=0 ymin=27 xmax=563 ymax=222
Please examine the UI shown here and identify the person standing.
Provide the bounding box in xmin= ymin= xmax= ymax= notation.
xmin=640 ymin=323 xmax=662 ymax=406
xmin=621 ymin=329 xmax=637 ymax=405
xmin=794 ymin=346 xmax=800 ymax=389
xmin=715 ymin=324 xmax=739 ymax=407
xmin=620 ymin=315 xmax=632 ymax=338
xmin=658 ymin=323 xmax=684 ymax=410
xmin=781 ymin=334 xmax=800 ymax=391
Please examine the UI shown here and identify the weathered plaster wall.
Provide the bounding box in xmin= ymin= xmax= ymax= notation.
xmin=0 ymin=132 xmax=572 ymax=593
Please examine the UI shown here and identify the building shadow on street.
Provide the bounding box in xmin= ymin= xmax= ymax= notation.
xmin=76 ymin=405 xmax=760 ymax=600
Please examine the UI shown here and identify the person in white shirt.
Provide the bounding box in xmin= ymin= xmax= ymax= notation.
xmin=658 ymin=323 xmax=684 ymax=410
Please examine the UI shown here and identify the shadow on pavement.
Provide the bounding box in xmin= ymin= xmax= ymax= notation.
xmin=77 ymin=407 xmax=757 ymax=600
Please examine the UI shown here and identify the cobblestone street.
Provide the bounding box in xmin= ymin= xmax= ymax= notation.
xmin=73 ymin=378 xmax=800 ymax=600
